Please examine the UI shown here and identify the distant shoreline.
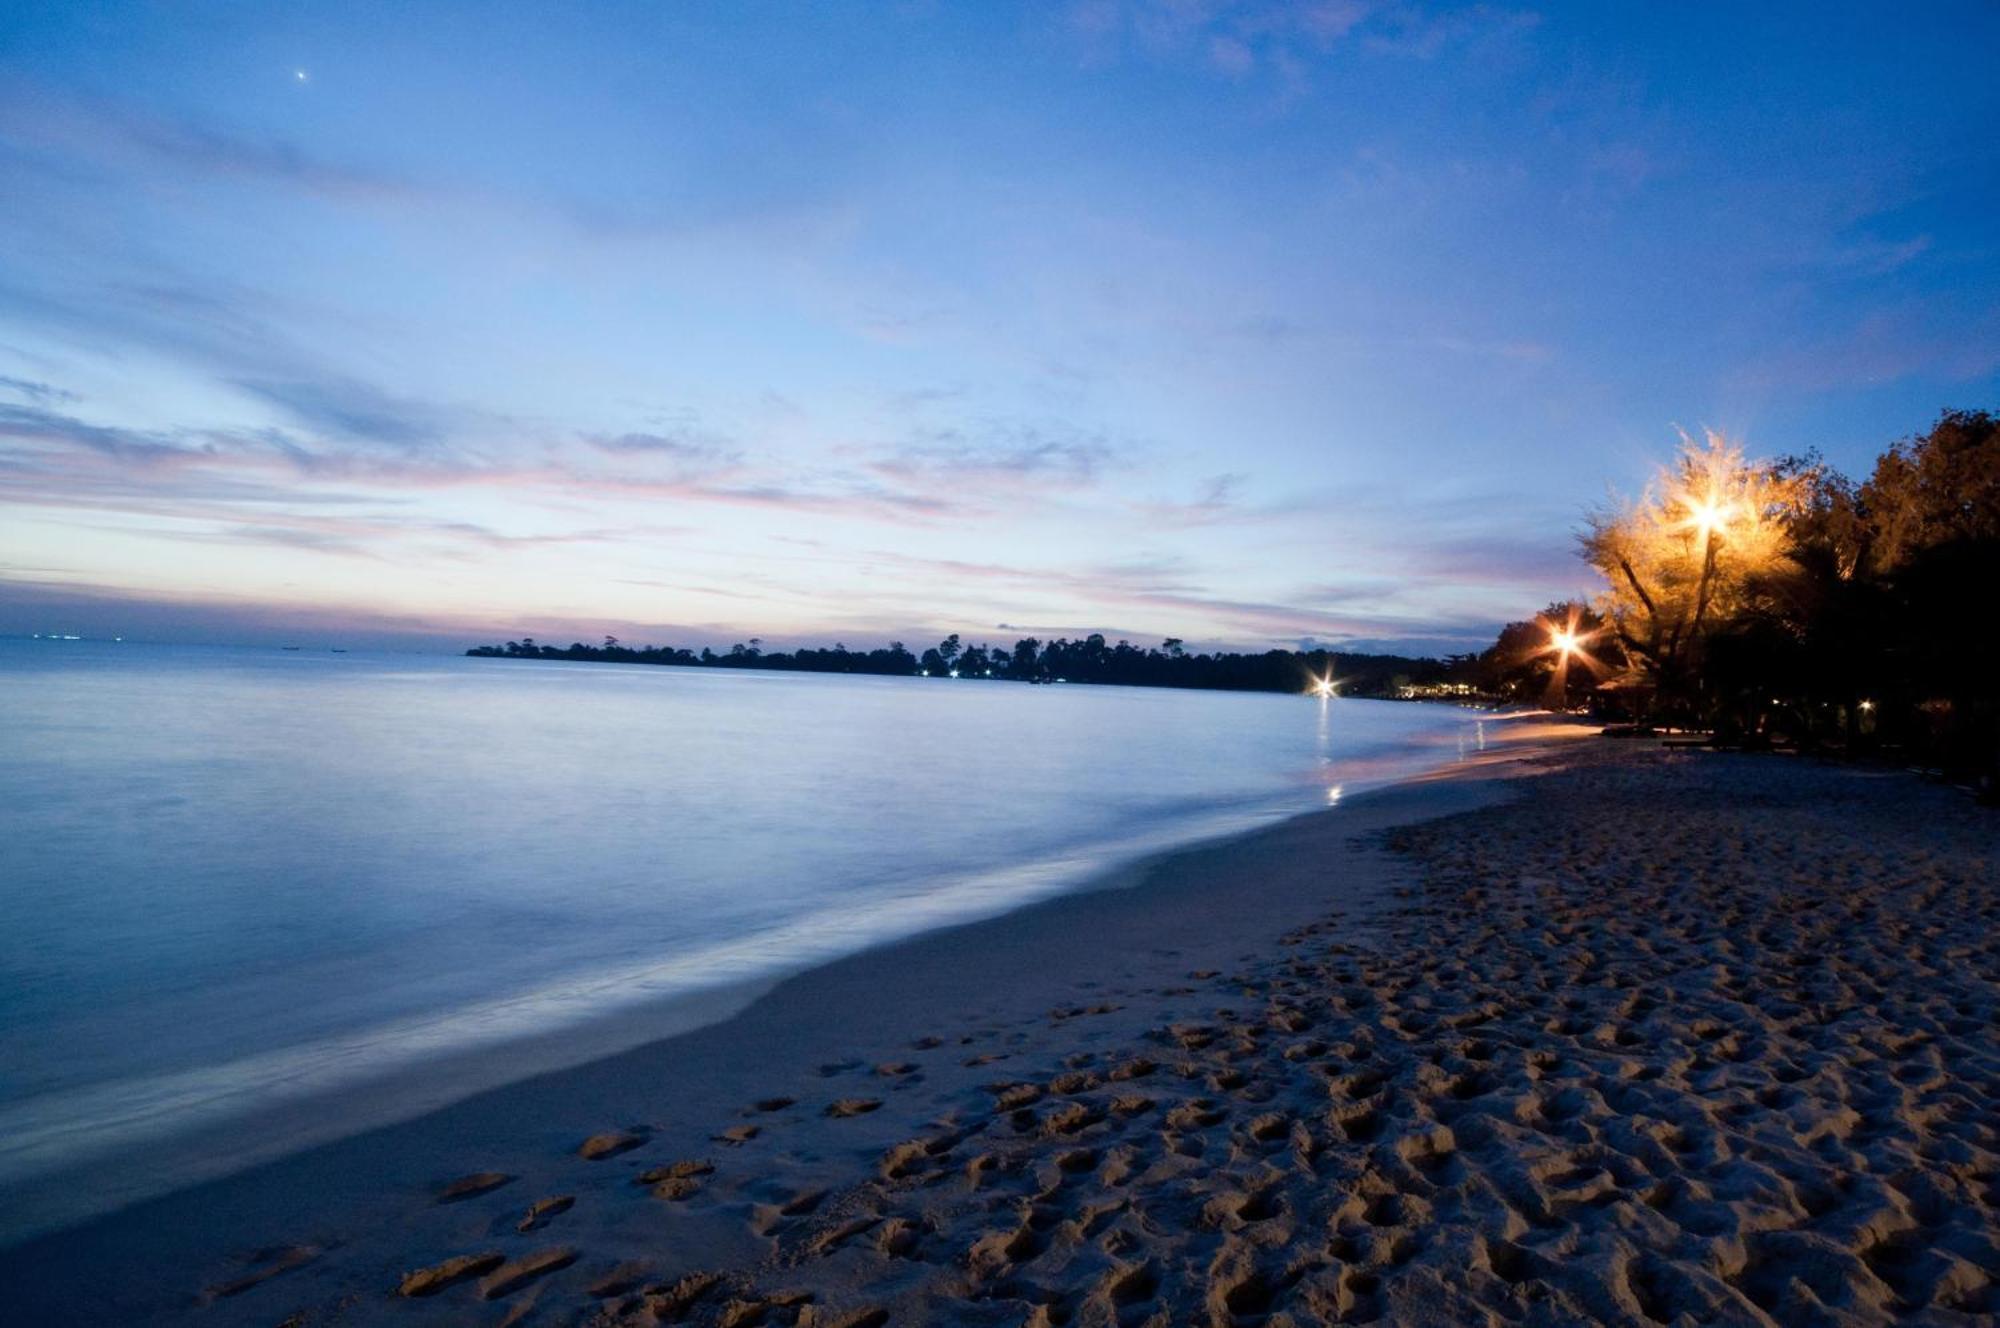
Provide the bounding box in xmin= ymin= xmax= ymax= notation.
xmin=464 ymin=634 xmax=1482 ymax=702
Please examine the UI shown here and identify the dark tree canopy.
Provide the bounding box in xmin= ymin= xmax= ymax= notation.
xmin=467 ymin=632 xmax=1454 ymax=699
xmin=1518 ymin=408 xmax=1998 ymax=789
xmin=1473 ymin=601 xmax=1622 ymax=709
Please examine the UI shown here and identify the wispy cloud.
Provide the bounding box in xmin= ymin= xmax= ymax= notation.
xmin=1398 ymin=532 xmax=1596 ymax=593
xmin=0 ymin=86 xmax=417 ymax=202
xmin=232 ymin=377 xmax=453 ymax=449
xmin=769 ymin=538 xmax=1506 ymax=650
xmin=581 ymin=416 xmax=744 ymax=471
xmin=1064 ymin=1 xmax=1535 ymax=84
xmin=1133 ymin=472 xmax=1251 ymax=527
xmin=870 ymin=421 xmax=1120 ymax=491
xmin=1360 ymin=3 xmax=1540 ymax=60
xmin=0 ymin=375 xmax=78 ymax=406
xmin=1727 ymin=304 xmax=2000 ymax=394
xmin=0 ymin=401 xmax=204 ymax=466
xmin=136 ymin=513 xmax=670 ymax=562
xmin=1811 ymin=233 xmax=1935 ymax=280
xmin=1069 ymin=0 xmax=1372 ymax=74
xmin=0 ymin=386 xmax=966 ymax=527
xmin=184 ymin=524 xmax=378 ymax=556
xmin=0 ymin=272 xmax=358 ymax=406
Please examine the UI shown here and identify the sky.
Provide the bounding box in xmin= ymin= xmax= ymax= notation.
xmin=1 ymin=2 xmax=1995 ymax=655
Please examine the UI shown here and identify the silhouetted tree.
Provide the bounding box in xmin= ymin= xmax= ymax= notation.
xmin=1476 ymin=602 xmax=1619 ymax=709
xmin=1581 ymin=431 xmax=1806 ymax=719
xmin=469 ymin=630 xmax=1456 ymax=699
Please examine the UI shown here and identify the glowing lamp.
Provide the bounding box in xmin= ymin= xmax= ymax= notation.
xmin=1683 ymin=490 xmax=1734 ymax=540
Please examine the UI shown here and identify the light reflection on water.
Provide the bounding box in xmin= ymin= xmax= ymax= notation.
xmin=0 ymin=641 xmax=1509 ymax=1200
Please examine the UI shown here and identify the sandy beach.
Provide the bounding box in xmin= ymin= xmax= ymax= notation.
xmin=4 ymin=730 xmax=1996 ymax=1326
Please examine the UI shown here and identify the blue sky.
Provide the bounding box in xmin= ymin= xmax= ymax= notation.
xmin=2 ymin=1 xmax=1994 ymax=653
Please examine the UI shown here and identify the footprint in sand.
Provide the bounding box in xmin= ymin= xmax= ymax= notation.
xmin=1039 ymin=1101 xmax=1103 ymax=1136
xmin=752 ymin=1187 xmax=828 ymax=1234
xmin=649 ymin=1176 xmax=704 ymax=1200
xmin=637 ymin=1159 xmax=715 ymax=1185
xmin=203 ymin=1244 xmax=321 ymax=1301
xmin=399 ymin=1251 xmax=503 ymax=1297
xmin=436 ymin=1171 xmax=514 ymax=1202
xmin=826 ymin=1097 xmax=883 ymax=1118
xmin=808 ymin=1216 xmax=882 ymax=1256
xmin=877 ymin=1217 xmax=922 ymax=1258
xmin=577 ymin=1129 xmax=648 ymax=1160
xmin=478 ymin=1246 xmax=577 ymax=1299
xmin=821 ymin=1308 xmax=890 ymax=1328
xmin=585 ymin=1261 xmax=651 ymax=1298
xmin=990 ymin=1082 xmax=1044 ymax=1110
xmin=517 ymin=1194 xmax=575 ymax=1232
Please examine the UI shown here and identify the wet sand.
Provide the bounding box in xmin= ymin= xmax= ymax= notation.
xmin=4 ymin=730 xmax=1996 ymax=1326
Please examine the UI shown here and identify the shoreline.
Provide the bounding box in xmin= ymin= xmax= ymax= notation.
xmin=0 ymin=723 xmax=1590 ymax=1321
xmin=0 ymin=711 xmax=1562 ymax=1249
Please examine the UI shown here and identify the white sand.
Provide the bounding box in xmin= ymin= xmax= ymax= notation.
xmin=4 ymin=732 xmax=1995 ymax=1327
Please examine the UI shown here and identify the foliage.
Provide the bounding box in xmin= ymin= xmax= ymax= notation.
xmin=1861 ymin=409 xmax=2000 ymax=572
xmin=1579 ymin=431 xmax=1807 ymax=713
xmin=467 ymin=633 xmax=1454 ymax=699
xmin=1551 ymin=409 xmax=1998 ymax=787
xmin=1474 ymin=601 xmax=1623 ymax=708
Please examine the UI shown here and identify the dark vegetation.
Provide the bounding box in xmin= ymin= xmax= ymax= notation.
xmin=466 ymin=632 xmax=1454 ymax=699
xmin=1698 ymin=409 xmax=2000 ymax=785
xmin=1469 ymin=409 xmax=1998 ymax=793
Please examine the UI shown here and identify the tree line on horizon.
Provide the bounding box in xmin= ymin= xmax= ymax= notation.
xmin=466 ymin=631 xmax=1455 ymax=698
xmin=1462 ymin=408 xmax=1998 ymax=791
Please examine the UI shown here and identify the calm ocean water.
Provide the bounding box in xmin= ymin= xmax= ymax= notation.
xmin=0 ymin=640 xmax=1503 ymax=1226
